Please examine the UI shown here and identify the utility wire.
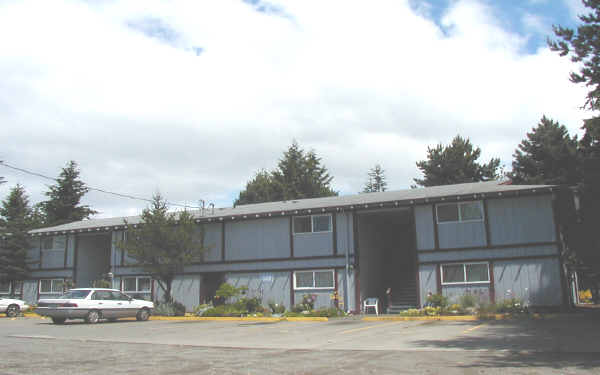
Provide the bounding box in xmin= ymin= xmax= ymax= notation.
xmin=0 ymin=161 xmax=201 ymax=209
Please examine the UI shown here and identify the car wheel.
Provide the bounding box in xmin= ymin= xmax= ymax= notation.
xmin=51 ymin=317 xmax=66 ymax=324
xmin=136 ymin=308 xmax=150 ymax=321
xmin=6 ymin=305 xmax=19 ymax=318
xmin=85 ymin=310 xmax=100 ymax=324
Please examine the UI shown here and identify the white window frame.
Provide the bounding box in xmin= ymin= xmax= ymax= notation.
xmin=293 ymin=269 xmax=335 ymax=290
xmin=436 ymin=201 xmax=484 ymax=224
xmin=122 ymin=276 xmax=152 ymax=293
xmin=293 ymin=214 xmax=332 ymax=234
xmin=440 ymin=262 xmax=490 ymax=285
xmin=39 ymin=278 xmax=64 ymax=294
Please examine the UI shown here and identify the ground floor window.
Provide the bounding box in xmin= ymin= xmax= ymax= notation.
xmin=122 ymin=276 xmax=152 ymax=300
xmin=39 ymin=279 xmax=64 ymax=294
xmin=441 ymin=263 xmax=489 ymax=285
xmin=294 ymin=270 xmax=335 ymax=290
xmin=0 ymin=281 xmax=10 ymax=294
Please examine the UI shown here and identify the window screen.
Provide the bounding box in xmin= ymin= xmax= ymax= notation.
xmin=437 ymin=204 xmax=459 ymax=223
xmin=40 ymin=279 xmax=52 ymax=293
xmin=312 ymin=215 xmax=331 ymax=232
xmin=460 ymin=202 xmax=483 ymax=221
xmin=466 ymin=263 xmax=489 ymax=282
xmin=295 ymin=271 xmax=313 ymax=288
xmin=314 ymin=271 xmax=334 ymax=288
xmin=293 ymin=217 xmax=311 ymax=233
xmin=51 ymin=279 xmax=64 ymax=293
xmin=441 ymin=264 xmax=464 ymax=283
xmin=124 ymin=277 xmax=137 ymax=292
xmin=138 ymin=278 xmax=151 ymax=292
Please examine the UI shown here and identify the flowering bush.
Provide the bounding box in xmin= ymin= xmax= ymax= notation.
xmin=579 ymin=289 xmax=592 ymax=303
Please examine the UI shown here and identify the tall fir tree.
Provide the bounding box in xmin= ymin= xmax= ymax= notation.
xmin=363 ymin=164 xmax=387 ymax=193
xmin=511 ymin=116 xmax=581 ymax=185
xmin=235 ymin=141 xmax=337 ymax=205
xmin=0 ymin=185 xmax=32 ymax=293
xmin=41 ymin=161 xmax=97 ymax=226
xmin=414 ymin=135 xmax=500 ymax=187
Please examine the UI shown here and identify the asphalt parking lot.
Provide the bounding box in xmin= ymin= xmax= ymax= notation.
xmin=1 ymin=314 xmax=599 ymax=374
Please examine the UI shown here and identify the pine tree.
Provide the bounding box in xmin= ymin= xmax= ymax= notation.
xmin=363 ymin=164 xmax=387 ymax=193
xmin=41 ymin=161 xmax=97 ymax=226
xmin=414 ymin=135 xmax=500 ymax=187
xmin=0 ymin=185 xmax=32 ymax=292
xmin=118 ymin=193 xmax=205 ymax=303
xmin=511 ymin=116 xmax=581 ymax=185
xmin=235 ymin=141 xmax=337 ymax=205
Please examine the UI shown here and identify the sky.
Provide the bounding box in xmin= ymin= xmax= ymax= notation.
xmin=0 ymin=0 xmax=594 ymax=219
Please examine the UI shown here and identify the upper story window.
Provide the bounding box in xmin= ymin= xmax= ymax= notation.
xmin=436 ymin=201 xmax=483 ymax=223
xmin=441 ymin=262 xmax=490 ymax=285
xmin=39 ymin=279 xmax=64 ymax=294
xmin=293 ymin=214 xmax=332 ymax=234
xmin=42 ymin=237 xmax=54 ymax=250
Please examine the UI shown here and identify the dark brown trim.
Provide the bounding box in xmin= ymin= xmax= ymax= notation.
xmin=352 ymin=212 xmax=359 ymax=267
xmin=151 ymin=279 xmax=155 ymax=302
xmin=63 ymin=234 xmax=69 ymax=268
xmin=551 ymin=194 xmax=570 ymax=309
xmin=39 ymin=237 xmax=43 ymax=268
xmin=355 ymin=268 xmax=360 ymax=314
xmin=221 ymin=222 xmax=226 ymax=262
xmin=30 ymin=267 xmax=74 ymax=271
xmin=483 ymin=199 xmax=491 ymax=247
xmin=36 ymin=279 xmax=39 ymax=302
xmin=334 ymin=269 xmax=339 ymax=308
xmin=489 ymin=260 xmax=495 ymax=304
xmin=290 ymin=271 xmax=295 ymax=307
xmin=73 ymin=235 xmax=79 ymax=286
xmin=435 ymin=264 xmax=442 ymax=294
xmin=120 ymin=231 xmax=125 ymax=266
xmin=332 ymin=213 xmax=338 ymax=255
xmin=432 ymin=205 xmax=440 ymax=250
xmin=420 ymin=254 xmax=560 ymax=266
xmin=410 ymin=206 xmax=421 ymax=307
xmin=289 ymin=217 xmax=294 ymax=258
xmin=418 ymin=241 xmax=559 ymax=254
xmin=140 ymin=266 xmax=347 ymax=277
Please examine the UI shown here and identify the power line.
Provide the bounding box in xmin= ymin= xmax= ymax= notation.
xmin=0 ymin=161 xmax=201 ymax=209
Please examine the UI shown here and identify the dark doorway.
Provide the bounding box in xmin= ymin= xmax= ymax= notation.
xmin=200 ymin=272 xmax=225 ymax=305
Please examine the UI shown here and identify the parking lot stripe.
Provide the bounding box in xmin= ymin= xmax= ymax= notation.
xmin=340 ymin=321 xmax=406 ymax=334
xmin=462 ymin=324 xmax=484 ymax=334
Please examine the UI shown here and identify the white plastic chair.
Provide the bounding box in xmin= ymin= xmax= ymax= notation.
xmin=363 ymin=297 xmax=379 ymax=315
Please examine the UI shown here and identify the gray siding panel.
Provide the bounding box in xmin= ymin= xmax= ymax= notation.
xmin=226 ymin=218 xmax=290 ymax=261
xmin=487 ymin=195 xmax=556 ymax=245
xmin=336 ymin=213 xmax=354 ymax=255
xmin=30 ymin=269 xmax=73 ymax=278
xmin=494 ymin=258 xmax=562 ymax=306
xmin=170 ymin=275 xmax=200 ymax=310
xmin=438 ymin=221 xmax=486 ymax=249
xmin=418 ymin=264 xmax=437 ymax=306
xmin=442 ymin=285 xmax=490 ymax=305
xmin=294 ymin=232 xmax=333 ymax=257
xmin=27 ymin=239 xmax=40 ymax=270
xmin=23 ymin=280 xmax=38 ymax=304
xmin=418 ymin=244 xmax=558 ymax=263
xmin=293 ymin=290 xmax=333 ymax=310
xmin=65 ymin=235 xmax=75 ymax=267
xmin=202 ymin=224 xmax=222 ymax=262
xmin=415 ymin=205 xmax=435 ymax=250
xmin=41 ymin=235 xmax=66 ymax=269
xmin=226 ymin=272 xmax=291 ymax=309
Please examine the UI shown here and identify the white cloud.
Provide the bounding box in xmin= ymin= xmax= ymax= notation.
xmin=564 ymin=0 xmax=587 ymax=21
xmin=0 ymin=0 xmax=589 ymax=218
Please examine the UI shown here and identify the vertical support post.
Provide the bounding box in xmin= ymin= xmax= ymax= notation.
xmin=289 ymin=217 xmax=294 ymax=258
xmin=551 ymin=192 xmax=570 ymax=309
xmin=489 ymin=261 xmax=495 ymax=304
xmin=483 ymin=199 xmax=492 ymax=248
xmin=410 ymin=206 xmax=421 ymax=308
xmin=432 ymin=205 xmax=440 ymax=250
xmin=289 ymin=271 xmax=295 ymax=308
xmin=332 ymin=213 xmax=337 ymax=255
xmin=436 ymin=264 xmax=442 ymax=294
xmin=63 ymin=235 xmax=69 ymax=268
xmin=221 ymin=222 xmax=226 ymax=262
xmin=73 ymin=235 xmax=79 ymax=287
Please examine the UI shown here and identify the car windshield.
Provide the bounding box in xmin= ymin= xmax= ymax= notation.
xmin=57 ymin=290 xmax=91 ymax=299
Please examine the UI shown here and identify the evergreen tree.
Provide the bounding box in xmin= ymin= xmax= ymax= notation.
xmin=235 ymin=141 xmax=337 ymax=205
xmin=363 ymin=164 xmax=387 ymax=193
xmin=511 ymin=116 xmax=581 ymax=185
xmin=41 ymin=161 xmax=96 ymax=226
xmin=414 ymin=135 xmax=500 ymax=187
xmin=0 ymin=185 xmax=31 ymax=293
xmin=118 ymin=193 xmax=205 ymax=303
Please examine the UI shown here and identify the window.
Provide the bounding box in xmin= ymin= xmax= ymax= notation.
xmin=441 ymin=263 xmax=490 ymax=285
xmin=39 ymin=279 xmax=64 ymax=294
xmin=294 ymin=270 xmax=335 ymax=289
xmin=42 ymin=237 xmax=54 ymax=250
xmin=293 ymin=214 xmax=332 ymax=234
xmin=0 ymin=281 xmax=10 ymax=294
xmin=436 ymin=201 xmax=483 ymax=223
xmin=123 ymin=277 xmax=151 ymax=293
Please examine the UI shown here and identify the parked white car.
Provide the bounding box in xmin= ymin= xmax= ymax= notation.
xmin=0 ymin=296 xmax=29 ymax=317
xmin=35 ymin=288 xmax=154 ymax=324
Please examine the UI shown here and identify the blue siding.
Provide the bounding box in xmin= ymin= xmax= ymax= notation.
xmin=418 ymin=264 xmax=437 ymax=306
xmin=65 ymin=235 xmax=75 ymax=267
xmin=438 ymin=221 xmax=486 ymax=249
xmin=226 ymin=271 xmax=291 ymax=309
xmin=487 ymin=195 xmax=556 ymax=245
xmin=40 ymin=235 xmax=66 ymax=269
xmin=418 ymin=244 xmax=558 ymax=263
xmin=167 ymin=275 xmax=200 ymax=310
xmin=336 ymin=213 xmax=354 ymax=256
xmin=493 ymin=258 xmax=562 ymax=306
xmin=202 ymin=224 xmax=222 ymax=262
xmin=23 ymin=280 xmax=38 ymax=304
xmin=415 ymin=205 xmax=435 ymax=250
xmin=294 ymin=232 xmax=332 ymax=257
xmin=29 ymin=269 xmax=73 ymax=278
xmin=225 ymin=217 xmax=290 ymax=260
xmin=27 ymin=239 xmax=40 ymax=270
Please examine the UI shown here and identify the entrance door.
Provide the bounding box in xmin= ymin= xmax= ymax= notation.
xmin=200 ymin=273 xmax=225 ymax=304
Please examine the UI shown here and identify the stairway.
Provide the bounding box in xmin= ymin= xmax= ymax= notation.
xmin=387 ymin=277 xmax=418 ymax=313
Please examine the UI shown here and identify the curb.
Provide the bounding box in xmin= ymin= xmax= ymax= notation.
xmin=17 ymin=313 xmax=328 ymax=322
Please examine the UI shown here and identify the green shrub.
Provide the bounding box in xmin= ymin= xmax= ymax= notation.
xmin=193 ymin=304 xmax=212 ymax=316
xmin=154 ymin=302 xmax=176 ymax=316
xmin=172 ymin=301 xmax=186 ymax=316
xmin=399 ymin=308 xmax=423 ymax=316
xmin=459 ymin=294 xmax=477 ymax=309
xmin=234 ymin=297 xmax=262 ymax=313
xmin=215 ymin=283 xmax=248 ymax=305
xmin=268 ymin=302 xmax=286 ymax=314
xmin=426 ymin=293 xmax=448 ymax=309
xmin=497 ymin=298 xmax=526 ymax=314
xmin=202 ymin=305 xmax=247 ymax=317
